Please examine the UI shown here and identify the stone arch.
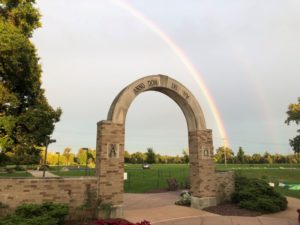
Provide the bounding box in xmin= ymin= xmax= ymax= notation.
xmin=96 ymin=75 xmax=219 ymax=216
xmin=107 ymin=75 xmax=206 ymax=132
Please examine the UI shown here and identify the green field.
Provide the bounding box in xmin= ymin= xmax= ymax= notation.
xmin=125 ymin=164 xmax=188 ymax=193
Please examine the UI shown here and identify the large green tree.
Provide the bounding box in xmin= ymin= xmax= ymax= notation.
xmin=0 ymin=0 xmax=41 ymax=37
xmin=0 ymin=1 xmax=61 ymax=164
xmin=285 ymin=97 xmax=300 ymax=155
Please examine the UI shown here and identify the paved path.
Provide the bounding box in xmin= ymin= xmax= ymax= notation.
xmin=153 ymin=216 xmax=298 ymax=225
xmin=27 ymin=170 xmax=58 ymax=177
xmin=124 ymin=191 xmax=182 ymax=210
xmin=124 ymin=192 xmax=299 ymax=225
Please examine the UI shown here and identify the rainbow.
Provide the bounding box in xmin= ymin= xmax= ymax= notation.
xmin=111 ymin=0 xmax=230 ymax=147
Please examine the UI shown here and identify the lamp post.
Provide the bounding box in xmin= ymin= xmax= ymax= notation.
xmin=43 ymin=137 xmax=56 ymax=178
xmin=82 ymin=148 xmax=89 ymax=176
xmin=56 ymin=152 xmax=60 ymax=172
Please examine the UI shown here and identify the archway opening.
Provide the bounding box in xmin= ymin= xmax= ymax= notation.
xmin=124 ymin=91 xmax=189 ymax=192
xmin=123 ymin=91 xmax=192 ymax=210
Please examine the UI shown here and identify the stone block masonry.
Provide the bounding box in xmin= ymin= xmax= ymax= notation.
xmin=0 ymin=177 xmax=97 ymax=210
xmin=96 ymin=120 xmax=125 ymax=206
xmin=215 ymin=171 xmax=235 ymax=203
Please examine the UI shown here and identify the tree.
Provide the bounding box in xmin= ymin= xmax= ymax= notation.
xmin=63 ymin=147 xmax=71 ymax=166
xmin=182 ymin=149 xmax=189 ymax=163
xmin=130 ymin=152 xmax=146 ymax=164
xmin=76 ymin=148 xmax=95 ymax=166
xmin=251 ymin=153 xmax=262 ymax=164
xmin=263 ymin=151 xmax=273 ymax=164
xmin=285 ymin=97 xmax=300 ymax=155
xmin=76 ymin=148 xmax=87 ymax=165
xmin=124 ymin=150 xmax=131 ymax=163
xmin=236 ymin=147 xmax=245 ymax=164
xmin=145 ymin=147 xmax=156 ymax=164
xmin=214 ymin=146 xmax=234 ymax=164
xmin=0 ymin=5 xmax=61 ymax=164
xmin=0 ymin=0 xmax=41 ymax=37
xmin=174 ymin=155 xmax=182 ymax=163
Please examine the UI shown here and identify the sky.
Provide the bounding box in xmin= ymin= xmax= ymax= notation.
xmin=32 ymin=0 xmax=300 ymax=156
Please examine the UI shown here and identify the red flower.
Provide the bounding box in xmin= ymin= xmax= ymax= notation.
xmin=93 ymin=219 xmax=151 ymax=225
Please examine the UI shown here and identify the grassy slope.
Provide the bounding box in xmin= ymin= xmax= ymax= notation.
xmin=0 ymin=171 xmax=32 ymax=177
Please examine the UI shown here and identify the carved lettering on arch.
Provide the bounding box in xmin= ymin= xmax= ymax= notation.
xmin=202 ymin=147 xmax=211 ymax=159
xmin=171 ymin=83 xmax=179 ymax=91
xmin=147 ymin=79 xmax=158 ymax=87
xmin=182 ymin=90 xmax=190 ymax=100
xmin=108 ymin=143 xmax=119 ymax=158
xmin=133 ymin=83 xmax=145 ymax=95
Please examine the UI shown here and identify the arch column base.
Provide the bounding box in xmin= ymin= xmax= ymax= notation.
xmin=96 ymin=120 xmax=125 ymax=207
xmin=191 ymin=196 xmax=217 ymax=210
xmin=97 ymin=204 xmax=124 ymax=219
xmin=189 ymin=129 xmax=216 ymax=198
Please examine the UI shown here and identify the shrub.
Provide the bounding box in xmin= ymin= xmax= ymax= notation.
xmin=5 ymin=168 xmax=14 ymax=173
xmin=232 ymin=176 xmax=287 ymax=213
xmin=166 ymin=178 xmax=178 ymax=191
xmin=0 ymin=214 xmax=58 ymax=225
xmin=175 ymin=190 xmax=191 ymax=206
xmin=0 ymin=202 xmax=69 ymax=225
xmin=14 ymin=166 xmax=25 ymax=171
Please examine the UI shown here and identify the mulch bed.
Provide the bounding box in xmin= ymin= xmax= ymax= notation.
xmin=203 ymin=203 xmax=262 ymax=217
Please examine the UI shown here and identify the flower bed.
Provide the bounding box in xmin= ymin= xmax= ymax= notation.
xmin=94 ymin=219 xmax=150 ymax=225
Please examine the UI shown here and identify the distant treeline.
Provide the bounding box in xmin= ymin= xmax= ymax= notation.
xmin=126 ymin=147 xmax=300 ymax=164
xmin=124 ymin=148 xmax=189 ymax=164
xmin=1 ymin=146 xmax=299 ymax=166
xmin=214 ymin=146 xmax=300 ymax=164
xmin=0 ymin=147 xmax=96 ymax=167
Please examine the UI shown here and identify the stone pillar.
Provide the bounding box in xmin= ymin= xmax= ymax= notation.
xmin=188 ymin=129 xmax=217 ymax=209
xmin=96 ymin=120 xmax=124 ymax=213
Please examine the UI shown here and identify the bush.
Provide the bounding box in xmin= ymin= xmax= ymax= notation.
xmin=166 ymin=178 xmax=178 ymax=191
xmin=14 ymin=166 xmax=25 ymax=171
xmin=0 ymin=202 xmax=69 ymax=225
xmin=232 ymin=176 xmax=287 ymax=213
xmin=175 ymin=190 xmax=191 ymax=206
xmin=5 ymin=168 xmax=14 ymax=173
xmin=0 ymin=214 xmax=58 ymax=225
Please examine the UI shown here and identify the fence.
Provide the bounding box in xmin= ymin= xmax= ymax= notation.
xmin=124 ymin=167 xmax=189 ymax=193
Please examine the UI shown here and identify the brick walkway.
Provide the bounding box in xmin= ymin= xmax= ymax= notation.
xmin=124 ymin=193 xmax=299 ymax=225
xmin=153 ymin=216 xmax=297 ymax=225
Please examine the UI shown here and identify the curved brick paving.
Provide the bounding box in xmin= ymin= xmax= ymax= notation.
xmin=124 ymin=193 xmax=299 ymax=225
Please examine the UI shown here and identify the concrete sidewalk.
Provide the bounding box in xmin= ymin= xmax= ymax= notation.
xmin=27 ymin=170 xmax=58 ymax=177
xmin=123 ymin=192 xmax=299 ymax=225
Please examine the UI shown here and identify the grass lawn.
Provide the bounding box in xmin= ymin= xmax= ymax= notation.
xmin=124 ymin=164 xmax=188 ymax=193
xmin=2 ymin=163 xmax=299 ymax=198
xmin=0 ymin=171 xmax=32 ymax=177
xmin=51 ymin=163 xmax=300 ymax=197
xmin=52 ymin=169 xmax=95 ymax=177
xmin=219 ymin=165 xmax=300 ymax=199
